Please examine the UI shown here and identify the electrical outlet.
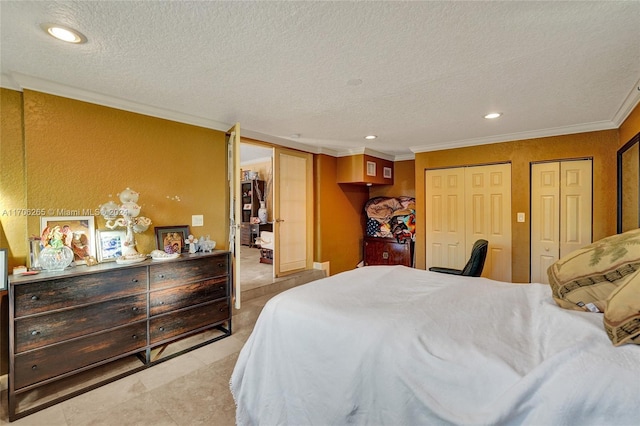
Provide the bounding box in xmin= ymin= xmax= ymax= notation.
xmin=517 ymin=212 xmax=525 ymax=223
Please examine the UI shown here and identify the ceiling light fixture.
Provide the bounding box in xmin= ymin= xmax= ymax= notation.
xmin=41 ymin=23 xmax=87 ymax=44
xmin=484 ymin=112 xmax=502 ymax=119
xmin=364 ymin=135 xmax=377 ymax=140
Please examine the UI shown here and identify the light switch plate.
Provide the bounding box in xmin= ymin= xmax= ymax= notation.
xmin=192 ymin=214 xmax=204 ymax=227
xmin=517 ymin=212 xmax=525 ymax=223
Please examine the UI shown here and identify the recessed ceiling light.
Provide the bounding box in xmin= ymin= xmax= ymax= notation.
xmin=484 ymin=112 xmax=502 ymax=119
xmin=364 ymin=135 xmax=377 ymax=140
xmin=41 ymin=23 xmax=87 ymax=44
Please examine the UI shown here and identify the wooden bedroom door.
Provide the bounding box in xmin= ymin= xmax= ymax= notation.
xmin=227 ymin=123 xmax=242 ymax=308
xmin=273 ymin=147 xmax=313 ymax=276
xmin=425 ymin=163 xmax=512 ymax=281
xmin=531 ymin=159 xmax=592 ymax=284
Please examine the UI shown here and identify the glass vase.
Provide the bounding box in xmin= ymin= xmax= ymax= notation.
xmin=39 ymin=246 xmax=74 ymax=272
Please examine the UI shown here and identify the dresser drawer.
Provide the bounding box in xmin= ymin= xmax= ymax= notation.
xmin=149 ymin=300 xmax=230 ymax=345
xmin=149 ymin=277 xmax=228 ymax=316
xmin=14 ymin=267 xmax=147 ymax=317
xmin=15 ymin=294 xmax=147 ymax=353
xmin=149 ymin=255 xmax=228 ymax=290
xmin=14 ymin=322 xmax=147 ymax=389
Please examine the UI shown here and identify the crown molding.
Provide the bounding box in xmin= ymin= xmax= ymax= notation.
xmin=9 ymin=72 xmax=232 ymax=132
xmin=612 ymin=77 xmax=640 ymax=126
xmin=334 ymin=147 xmax=395 ymax=162
xmin=411 ymin=120 xmax=618 ymax=154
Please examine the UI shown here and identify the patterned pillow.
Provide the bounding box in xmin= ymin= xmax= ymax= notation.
xmin=603 ymin=269 xmax=640 ymax=346
xmin=548 ymin=228 xmax=640 ymax=312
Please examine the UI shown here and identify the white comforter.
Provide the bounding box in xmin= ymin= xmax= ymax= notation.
xmin=231 ymin=266 xmax=640 ymax=425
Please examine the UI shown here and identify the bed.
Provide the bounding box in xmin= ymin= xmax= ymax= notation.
xmin=230 ymin=265 xmax=640 ymax=425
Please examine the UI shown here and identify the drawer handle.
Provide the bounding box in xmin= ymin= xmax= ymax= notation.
xmin=218 ymin=286 xmax=224 ymax=291
xmin=132 ymin=306 xmax=139 ymax=312
xmin=131 ymin=279 xmax=139 ymax=283
xmin=159 ymin=274 xmax=165 ymax=279
xmin=218 ymin=263 xmax=224 ymax=268
xmin=159 ymin=326 xmax=165 ymax=332
xmin=132 ymin=334 xmax=138 ymax=340
xmin=31 ymin=365 xmax=37 ymax=370
xmin=31 ymin=330 xmax=40 ymax=336
xmin=159 ymin=301 xmax=165 ymax=305
xmin=219 ymin=307 xmax=225 ymax=312
xmin=31 ymin=295 xmax=39 ymax=301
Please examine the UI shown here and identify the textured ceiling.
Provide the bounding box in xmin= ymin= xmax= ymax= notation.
xmin=1 ymin=1 xmax=639 ymax=160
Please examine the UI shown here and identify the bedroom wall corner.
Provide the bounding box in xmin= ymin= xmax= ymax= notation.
xmin=619 ymin=101 xmax=640 ymax=147
xmin=368 ymin=159 xmax=415 ymax=199
xmin=314 ymin=154 xmax=369 ymax=274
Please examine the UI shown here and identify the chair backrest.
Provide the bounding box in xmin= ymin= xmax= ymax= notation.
xmin=461 ymin=239 xmax=488 ymax=277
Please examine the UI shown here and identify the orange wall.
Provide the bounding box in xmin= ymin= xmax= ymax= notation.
xmin=415 ymin=130 xmax=619 ymax=282
xmin=1 ymin=89 xmax=28 ymax=266
xmin=2 ymin=89 xmax=229 ymax=269
xmin=620 ymin=102 xmax=640 ymax=147
xmin=369 ymin=159 xmax=415 ymax=198
xmin=314 ymin=154 xmax=369 ymax=273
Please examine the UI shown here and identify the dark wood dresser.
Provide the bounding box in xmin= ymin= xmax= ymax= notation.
xmin=8 ymin=251 xmax=231 ymax=421
xmin=363 ymin=237 xmax=413 ymax=267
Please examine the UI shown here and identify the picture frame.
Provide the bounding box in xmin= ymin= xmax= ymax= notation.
xmin=383 ymin=166 xmax=393 ymax=179
xmin=40 ymin=216 xmax=96 ymax=264
xmin=95 ymin=229 xmax=127 ymax=262
xmin=154 ymin=225 xmax=190 ymax=254
xmin=0 ymin=248 xmax=7 ymax=291
xmin=367 ymin=161 xmax=377 ymax=177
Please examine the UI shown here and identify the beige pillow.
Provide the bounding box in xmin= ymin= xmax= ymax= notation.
xmin=548 ymin=228 xmax=640 ymax=312
xmin=603 ymin=269 xmax=640 ymax=346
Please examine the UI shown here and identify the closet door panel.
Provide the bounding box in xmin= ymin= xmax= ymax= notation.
xmin=425 ymin=168 xmax=465 ymax=269
xmin=427 ymin=164 xmax=511 ymax=281
xmin=531 ymin=159 xmax=592 ymax=283
xmin=531 ymin=162 xmax=560 ymax=283
xmin=465 ymin=163 xmax=512 ymax=282
xmin=560 ymin=160 xmax=592 ymax=257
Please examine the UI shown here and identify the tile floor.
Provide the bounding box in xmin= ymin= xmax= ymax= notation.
xmin=0 ymin=247 xmax=324 ymax=426
xmin=0 ymin=248 xmax=321 ymax=426
xmin=0 ymin=292 xmax=273 ymax=426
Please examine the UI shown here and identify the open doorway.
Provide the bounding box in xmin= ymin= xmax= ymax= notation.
xmin=240 ymin=143 xmax=274 ymax=291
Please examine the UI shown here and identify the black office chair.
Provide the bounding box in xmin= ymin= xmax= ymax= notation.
xmin=429 ymin=239 xmax=488 ymax=277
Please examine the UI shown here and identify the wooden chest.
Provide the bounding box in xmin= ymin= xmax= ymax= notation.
xmin=363 ymin=237 xmax=413 ymax=267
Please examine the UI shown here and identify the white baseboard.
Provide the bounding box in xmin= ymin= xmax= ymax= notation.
xmin=313 ymin=261 xmax=330 ymax=276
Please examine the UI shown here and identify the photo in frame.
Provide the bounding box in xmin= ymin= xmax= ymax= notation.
xmin=95 ymin=229 xmax=127 ymax=262
xmin=40 ymin=216 xmax=96 ymax=264
xmin=0 ymin=248 xmax=7 ymax=291
xmin=154 ymin=225 xmax=190 ymax=254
